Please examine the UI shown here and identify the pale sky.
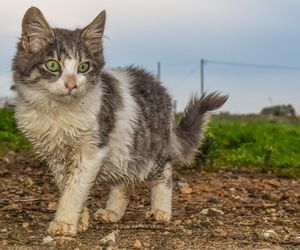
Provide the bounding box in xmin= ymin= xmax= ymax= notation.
xmin=1 ymin=0 xmax=300 ymax=113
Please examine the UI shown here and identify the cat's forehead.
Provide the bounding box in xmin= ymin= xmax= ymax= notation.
xmin=51 ymin=28 xmax=88 ymax=60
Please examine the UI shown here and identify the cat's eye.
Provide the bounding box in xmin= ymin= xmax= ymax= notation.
xmin=45 ymin=60 xmax=61 ymax=72
xmin=78 ymin=62 xmax=90 ymax=73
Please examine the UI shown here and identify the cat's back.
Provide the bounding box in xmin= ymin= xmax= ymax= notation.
xmin=126 ymin=66 xmax=172 ymax=117
xmin=102 ymin=66 xmax=172 ymax=126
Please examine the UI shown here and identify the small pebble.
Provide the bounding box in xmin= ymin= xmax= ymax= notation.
xmin=133 ymin=239 xmax=142 ymax=249
xmin=42 ymin=235 xmax=54 ymax=244
xmin=47 ymin=201 xmax=58 ymax=211
xmin=173 ymin=219 xmax=182 ymax=226
xmin=1 ymin=203 xmax=22 ymax=212
xmin=100 ymin=231 xmax=117 ymax=245
xmin=180 ymin=186 xmax=193 ymax=194
xmin=200 ymin=208 xmax=224 ymax=216
xmin=262 ymin=229 xmax=278 ymax=240
xmin=22 ymin=222 xmax=29 ymax=229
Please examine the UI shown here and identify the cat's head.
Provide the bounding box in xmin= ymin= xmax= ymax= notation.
xmin=13 ymin=7 xmax=106 ymax=103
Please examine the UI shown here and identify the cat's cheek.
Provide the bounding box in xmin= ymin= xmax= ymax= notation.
xmin=76 ymin=78 xmax=88 ymax=94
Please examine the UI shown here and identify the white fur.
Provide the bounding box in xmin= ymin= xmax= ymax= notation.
xmin=105 ymin=185 xmax=129 ymax=215
xmin=94 ymin=185 xmax=129 ymax=223
xmin=148 ymin=163 xmax=172 ymax=220
xmin=52 ymin=147 xmax=108 ymax=227
xmin=101 ymin=69 xmax=141 ymax=174
xmin=15 ymin=83 xmax=102 ymax=163
xmin=105 ymin=69 xmax=139 ymax=159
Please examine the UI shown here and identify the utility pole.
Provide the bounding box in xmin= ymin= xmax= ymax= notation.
xmin=200 ymin=59 xmax=205 ymax=95
xmin=157 ymin=61 xmax=161 ymax=80
xmin=172 ymin=100 xmax=177 ymax=113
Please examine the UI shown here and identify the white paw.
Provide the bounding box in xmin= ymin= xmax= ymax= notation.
xmin=47 ymin=220 xmax=77 ymax=237
xmin=146 ymin=208 xmax=171 ymax=222
xmin=94 ymin=209 xmax=121 ymax=223
xmin=78 ymin=207 xmax=89 ymax=232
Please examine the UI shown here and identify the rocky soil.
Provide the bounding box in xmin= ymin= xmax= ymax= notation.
xmin=1 ymin=153 xmax=300 ymax=249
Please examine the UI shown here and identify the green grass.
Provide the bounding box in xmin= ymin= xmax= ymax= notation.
xmin=194 ymin=115 xmax=300 ymax=178
xmin=0 ymin=108 xmax=31 ymax=157
xmin=0 ymin=108 xmax=300 ymax=178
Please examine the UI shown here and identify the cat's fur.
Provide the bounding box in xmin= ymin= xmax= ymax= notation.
xmin=12 ymin=7 xmax=228 ymax=237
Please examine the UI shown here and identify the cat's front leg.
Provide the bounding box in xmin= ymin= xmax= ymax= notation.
xmin=49 ymin=163 xmax=89 ymax=232
xmin=47 ymin=148 xmax=108 ymax=237
xmin=49 ymin=162 xmax=67 ymax=193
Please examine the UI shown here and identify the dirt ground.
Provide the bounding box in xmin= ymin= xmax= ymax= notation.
xmin=1 ymin=153 xmax=300 ymax=250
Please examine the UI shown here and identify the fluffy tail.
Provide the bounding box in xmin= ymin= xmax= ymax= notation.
xmin=174 ymin=92 xmax=228 ymax=160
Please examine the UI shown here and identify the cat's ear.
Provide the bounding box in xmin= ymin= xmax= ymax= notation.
xmin=81 ymin=10 xmax=106 ymax=53
xmin=21 ymin=7 xmax=54 ymax=52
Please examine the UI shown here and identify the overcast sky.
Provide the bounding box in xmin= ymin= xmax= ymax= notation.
xmin=1 ymin=0 xmax=300 ymax=113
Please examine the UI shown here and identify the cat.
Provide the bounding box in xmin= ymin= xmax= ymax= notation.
xmin=12 ymin=6 xmax=228 ymax=237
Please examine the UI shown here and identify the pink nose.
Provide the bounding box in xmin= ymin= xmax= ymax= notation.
xmin=64 ymin=75 xmax=77 ymax=91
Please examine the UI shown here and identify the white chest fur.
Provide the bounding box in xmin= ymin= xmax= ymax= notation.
xmin=15 ymin=87 xmax=102 ymax=164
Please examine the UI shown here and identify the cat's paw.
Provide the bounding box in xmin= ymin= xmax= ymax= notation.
xmin=146 ymin=208 xmax=171 ymax=222
xmin=94 ymin=208 xmax=121 ymax=223
xmin=47 ymin=220 xmax=77 ymax=237
xmin=77 ymin=207 xmax=89 ymax=232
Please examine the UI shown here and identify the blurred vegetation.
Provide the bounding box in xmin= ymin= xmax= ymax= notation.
xmin=0 ymin=108 xmax=31 ymax=157
xmin=1 ymin=108 xmax=300 ymax=178
xmin=180 ymin=114 xmax=300 ymax=178
xmin=261 ymin=104 xmax=296 ymax=117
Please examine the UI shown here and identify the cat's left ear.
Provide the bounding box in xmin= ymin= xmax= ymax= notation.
xmin=21 ymin=7 xmax=54 ymax=52
xmin=81 ymin=10 xmax=106 ymax=53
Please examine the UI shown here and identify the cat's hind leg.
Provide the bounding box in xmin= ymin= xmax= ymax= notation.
xmin=94 ymin=185 xmax=129 ymax=223
xmin=146 ymin=162 xmax=172 ymax=222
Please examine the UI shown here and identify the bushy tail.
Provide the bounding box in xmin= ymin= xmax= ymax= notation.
xmin=174 ymin=92 xmax=228 ymax=160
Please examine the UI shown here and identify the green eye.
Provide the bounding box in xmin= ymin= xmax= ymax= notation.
xmin=78 ymin=62 xmax=90 ymax=73
xmin=45 ymin=60 xmax=61 ymax=72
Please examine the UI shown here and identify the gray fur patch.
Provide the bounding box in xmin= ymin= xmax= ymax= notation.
xmin=97 ymin=72 xmax=123 ymax=147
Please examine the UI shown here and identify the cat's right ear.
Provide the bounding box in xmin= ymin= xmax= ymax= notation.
xmin=21 ymin=7 xmax=54 ymax=53
xmin=81 ymin=10 xmax=106 ymax=53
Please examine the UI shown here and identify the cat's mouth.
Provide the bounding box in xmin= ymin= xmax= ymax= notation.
xmin=57 ymin=90 xmax=77 ymax=98
xmin=61 ymin=88 xmax=78 ymax=97
xmin=52 ymin=91 xmax=80 ymax=103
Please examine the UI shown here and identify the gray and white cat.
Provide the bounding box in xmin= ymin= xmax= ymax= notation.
xmin=12 ymin=7 xmax=228 ymax=237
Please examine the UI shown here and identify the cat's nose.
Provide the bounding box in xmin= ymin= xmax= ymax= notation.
xmin=64 ymin=75 xmax=77 ymax=91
